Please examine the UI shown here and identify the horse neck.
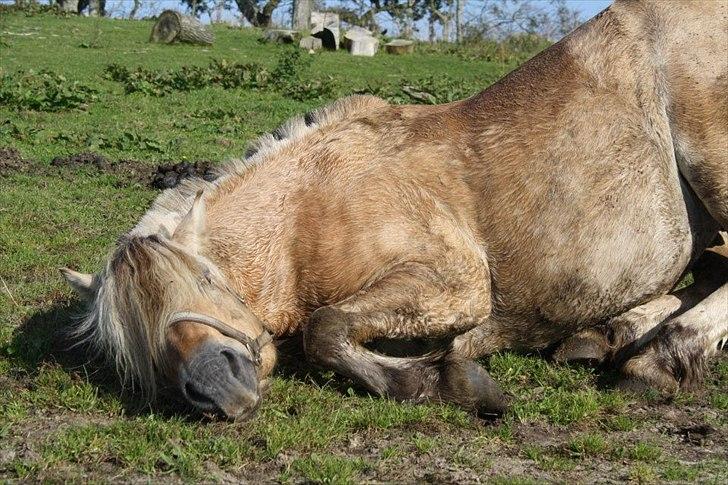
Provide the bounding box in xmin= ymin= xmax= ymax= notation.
xmin=201 ymin=167 xmax=306 ymax=336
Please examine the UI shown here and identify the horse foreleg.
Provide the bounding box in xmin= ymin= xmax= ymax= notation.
xmin=303 ymin=261 xmax=508 ymax=416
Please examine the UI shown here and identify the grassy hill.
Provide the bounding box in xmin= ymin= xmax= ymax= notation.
xmin=1 ymin=8 xmax=726 ymax=483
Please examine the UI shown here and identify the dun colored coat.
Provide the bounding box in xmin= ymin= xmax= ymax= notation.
xmin=63 ymin=0 xmax=727 ymax=419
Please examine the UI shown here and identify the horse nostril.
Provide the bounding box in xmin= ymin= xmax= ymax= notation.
xmin=220 ymin=348 xmax=242 ymax=379
xmin=181 ymin=342 xmax=260 ymax=419
xmin=184 ymin=381 xmax=217 ymax=409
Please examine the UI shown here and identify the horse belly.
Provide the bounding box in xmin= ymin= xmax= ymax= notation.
xmin=491 ymin=179 xmax=718 ymax=349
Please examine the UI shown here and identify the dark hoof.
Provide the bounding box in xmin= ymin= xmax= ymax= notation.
xmin=445 ymin=360 xmax=509 ymax=418
xmin=552 ymin=329 xmax=609 ymax=367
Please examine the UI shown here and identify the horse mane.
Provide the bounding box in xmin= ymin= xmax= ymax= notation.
xmin=73 ymin=94 xmax=388 ymax=398
xmin=131 ymin=95 xmax=388 ymax=240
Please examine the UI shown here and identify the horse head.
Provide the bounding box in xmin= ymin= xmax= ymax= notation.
xmin=61 ymin=191 xmax=276 ymax=420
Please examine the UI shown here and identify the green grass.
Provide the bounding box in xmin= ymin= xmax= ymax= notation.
xmin=290 ymin=454 xmax=369 ymax=484
xmin=0 ymin=11 xmax=509 ymax=164
xmin=1 ymin=9 xmax=727 ymax=483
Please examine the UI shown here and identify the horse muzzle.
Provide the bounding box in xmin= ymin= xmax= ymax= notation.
xmin=178 ymin=340 xmax=261 ymax=420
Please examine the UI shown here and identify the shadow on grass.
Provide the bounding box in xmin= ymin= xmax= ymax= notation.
xmin=8 ymin=298 xmax=209 ymax=421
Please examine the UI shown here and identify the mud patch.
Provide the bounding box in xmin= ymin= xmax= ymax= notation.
xmin=151 ymin=161 xmax=218 ymax=190
xmin=51 ymin=152 xmax=111 ymax=171
xmin=0 ymin=147 xmax=26 ymax=175
xmin=50 ymin=152 xmax=151 ymax=186
xmin=0 ymin=147 xmax=221 ymax=189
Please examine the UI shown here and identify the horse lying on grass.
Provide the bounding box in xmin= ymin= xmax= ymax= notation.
xmin=62 ymin=0 xmax=727 ymax=420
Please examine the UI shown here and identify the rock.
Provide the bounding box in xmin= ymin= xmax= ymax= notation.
xmin=299 ymin=35 xmax=322 ymax=51
xmin=263 ymin=29 xmax=299 ymax=44
xmin=346 ymin=34 xmax=379 ymax=56
xmin=385 ymin=39 xmax=415 ymax=55
xmin=311 ymin=11 xmax=339 ymax=30
xmin=346 ymin=26 xmax=373 ymax=37
xmin=311 ymin=11 xmax=339 ymax=49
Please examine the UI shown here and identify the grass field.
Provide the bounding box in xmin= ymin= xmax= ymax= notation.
xmin=1 ymin=9 xmax=726 ymax=483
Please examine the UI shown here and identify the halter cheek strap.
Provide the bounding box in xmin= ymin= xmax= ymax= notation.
xmin=167 ymin=311 xmax=273 ymax=367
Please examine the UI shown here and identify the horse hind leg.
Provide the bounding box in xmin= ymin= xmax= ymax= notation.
xmin=553 ymin=292 xmax=687 ymax=367
xmin=618 ymin=243 xmax=728 ymax=393
xmin=304 ymin=256 xmax=509 ymax=417
xmin=619 ymin=282 xmax=727 ymax=393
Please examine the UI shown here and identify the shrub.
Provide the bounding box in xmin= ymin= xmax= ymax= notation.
xmin=0 ymin=70 xmax=97 ymax=111
xmin=104 ymin=50 xmax=337 ymax=101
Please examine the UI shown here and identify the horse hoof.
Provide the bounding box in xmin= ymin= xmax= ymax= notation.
xmin=462 ymin=360 xmax=510 ymax=418
xmin=552 ymin=329 xmax=609 ymax=367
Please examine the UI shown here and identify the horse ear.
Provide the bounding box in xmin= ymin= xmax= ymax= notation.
xmin=60 ymin=268 xmax=97 ymax=301
xmin=173 ymin=190 xmax=207 ymax=251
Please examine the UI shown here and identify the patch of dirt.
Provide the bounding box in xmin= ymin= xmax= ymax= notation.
xmin=51 ymin=152 xmax=111 ymax=171
xmin=0 ymin=147 xmax=25 ymax=175
xmin=0 ymin=147 xmax=220 ymax=189
xmin=150 ymin=161 xmax=218 ymax=190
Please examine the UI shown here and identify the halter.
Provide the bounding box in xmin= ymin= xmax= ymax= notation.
xmin=168 ymin=311 xmax=272 ymax=367
xmin=166 ymin=271 xmax=273 ymax=367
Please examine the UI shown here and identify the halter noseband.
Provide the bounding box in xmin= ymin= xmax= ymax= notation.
xmin=167 ymin=311 xmax=273 ymax=367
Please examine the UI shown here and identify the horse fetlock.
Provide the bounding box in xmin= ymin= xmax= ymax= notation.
xmin=618 ymin=320 xmax=710 ymax=393
xmin=304 ymin=306 xmax=352 ymax=366
xmin=618 ymin=351 xmax=680 ymax=395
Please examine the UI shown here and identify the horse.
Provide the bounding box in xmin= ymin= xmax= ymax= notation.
xmin=62 ymin=0 xmax=727 ymax=420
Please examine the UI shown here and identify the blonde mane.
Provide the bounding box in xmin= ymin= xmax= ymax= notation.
xmin=73 ymin=95 xmax=388 ymax=397
xmin=131 ymin=95 xmax=388 ymax=240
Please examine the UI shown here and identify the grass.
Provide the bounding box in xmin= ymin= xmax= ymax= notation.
xmin=1 ymin=8 xmax=727 ymax=483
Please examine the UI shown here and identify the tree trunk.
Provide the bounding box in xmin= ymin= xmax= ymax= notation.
xmin=57 ymin=0 xmax=79 ymax=13
xmin=213 ymin=0 xmax=225 ymax=23
xmin=455 ymin=0 xmax=464 ymax=43
xmin=403 ymin=0 xmax=415 ymax=38
xmin=235 ymin=0 xmax=281 ymax=27
xmin=150 ymin=10 xmax=214 ymax=45
xmin=428 ymin=15 xmax=435 ymax=44
xmin=129 ymin=0 xmax=141 ymax=19
xmin=430 ymin=1 xmax=451 ymax=43
xmin=292 ymin=0 xmax=311 ymax=30
xmin=88 ymin=0 xmax=104 ymax=16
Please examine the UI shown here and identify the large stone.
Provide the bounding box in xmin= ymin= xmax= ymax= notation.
xmin=311 ymin=11 xmax=340 ymax=50
xmin=263 ymin=29 xmax=299 ymax=44
xmin=311 ymin=11 xmax=339 ymax=30
xmin=346 ymin=26 xmax=373 ymax=37
xmin=299 ymin=35 xmax=322 ymax=51
xmin=385 ymin=39 xmax=415 ymax=55
xmin=347 ymin=34 xmax=379 ymax=56
xmin=58 ymin=0 xmax=79 ymax=12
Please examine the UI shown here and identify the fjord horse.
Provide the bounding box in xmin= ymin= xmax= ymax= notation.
xmin=63 ymin=0 xmax=727 ymax=418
